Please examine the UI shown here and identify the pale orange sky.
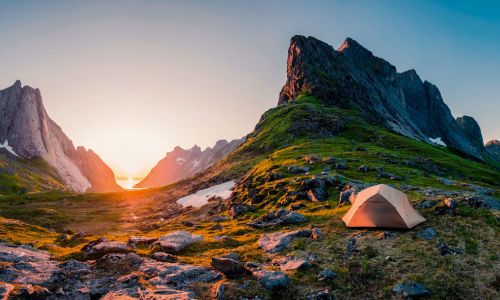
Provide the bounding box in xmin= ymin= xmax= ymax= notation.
xmin=1 ymin=1 xmax=499 ymax=178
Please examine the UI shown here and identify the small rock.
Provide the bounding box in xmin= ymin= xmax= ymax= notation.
xmin=181 ymin=220 xmax=200 ymax=227
xmin=339 ymin=187 xmax=355 ymax=204
xmin=83 ymin=240 xmax=132 ymax=258
xmin=417 ymin=227 xmax=437 ymax=241
xmin=444 ymin=198 xmax=457 ymax=209
xmin=258 ymin=229 xmax=313 ymax=253
xmin=222 ymin=252 xmax=239 ymax=260
xmin=392 ymin=282 xmax=431 ymax=298
xmin=128 ymin=236 xmax=158 ymax=248
xmin=151 ymin=252 xmax=178 ymax=262
xmin=311 ymin=227 xmax=323 ymax=239
xmin=383 ymin=231 xmax=397 ymax=239
xmin=325 ymin=156 xmax=337 ymax=164
xmin=288 ymin=165 xmax=310 ymax=174
xmin=419 ymin=200 xmax=437 ymax=209
xmin=335 ymin=161 xmax=347 ymax=170
xmin=245 ymin=262 xmax=262 ymax=270
xmin=211 ymin=257 xmax=247 ymax=276
xmin=357 ymin=165 xmax=372 ymax=172
xmin=152 ymin=231 xmax=203 ymax=253
xmin=273 ymin=256 xmax=312 ymax=272
xmin=307 ymin=188 xmax=327 ymax=202
xmin=436 ymin=241 xmax=463 ymax=256
xmin=229 ymin=203 xmax=253 ymax=218
xmin=307 ymin=289 xmax=334 ymax=300
xmin=247 ymin=209 xmax=306 ymax=228
xmin=304 ymin=155 xmax=321 ymax=164
xmin=318 ymin=268 xmax=337 ymax=281
xmin=252 ymin=270 xmax=290 ymax=290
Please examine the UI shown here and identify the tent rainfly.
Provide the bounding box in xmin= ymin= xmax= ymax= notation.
xmin=342 ymin=184 xmax=426 ymax=228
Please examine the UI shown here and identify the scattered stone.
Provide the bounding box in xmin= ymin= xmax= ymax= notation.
xmin=247 ymin=208 xmax=306 ymax=228
xmin=383 ymin=231 xmax=398 ymax=239
xmin=151 ymin=252 xmax=178 ymax=263
xmin=436 ymin=241 xmax=463 ymax=256
xmin=392 ymin=282 xmax=431 ymax=298
xmin=127 ymin=236 xmax=158 ymax=248
xmin=252 ymin=270 xmax=290 ymax=290
xmin=97 ymin=253 xmax=142 ymax=274
xmin=307 ymin=289 xmax=334 ymax=300
xmin=324 ymin=156 xmax=337 ymax=164
xmin=153 ymin=231 xmax=203 ymax=253
xmin=266 ymin=172 xmax=283 ymax=182
xmin=304 ymin=155 xmax=321 ymax=164
xmin=311 ymin=227 xmax=323 ymax=239
xmin=318 ymin=268 xmax=337 ymax=281
xmin=444 ymin=198 xmax=457 ymax=209
xmin=212 ymin=215 xmax=228 ymax=222
xmin=272 ymin=256 xmax=312 ymax=272
xmin=83 ymin=240 xmax=132 ymax=258
xmin=357 ymin=165 xmax=372 ymax=172
xmin=258 ymin=228 xmax=313 ymax=253
xmin=245 ymin=262 xmax=262 ymax=270
xmin=307 ymin=188 xmax=327 ymax=202
xmin=438 ymin=177 xmax=456 ymax=185
xmin=181 ymin=220 xmax=200 ymax=227
xmin=339 ymin=186 xmax=356 ymax=204
xmin=222 ymin=252 xmax=239 ymax=260
xmin=211 ymin=257 xmax=247 ymax=276
xmin=288 ymin=165 xmax=310 ymax=174
xmin=229 ymin=203 xmax=253 ymax=218
xmin=417 ymin=227 xmax=437 ymax=241
xmin=335 ymin=161 xmax=347 ymax=170
xmin=434 ymin=206 xmax=456 ymax=216
xmin=419 ymin=200 xmax=437 ymax=209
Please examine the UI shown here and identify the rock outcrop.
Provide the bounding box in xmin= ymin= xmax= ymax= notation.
xmin=0 ymin=81 xmax=122 ymax=192
xmin=485 ymin=139 xmax=500 ymax=161
xmin=136 ymin=138 xmax=244 ymax=188
xmin=278 ymin=36 xmax=485 ymax=159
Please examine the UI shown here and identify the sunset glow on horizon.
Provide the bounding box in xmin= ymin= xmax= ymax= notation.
xmin=1 ymin=1 xmax=499 ymax=179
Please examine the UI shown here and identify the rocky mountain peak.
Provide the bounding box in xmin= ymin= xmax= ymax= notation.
xmin=455 ymin=115 xmax=484 ymax=149
xmin=278 ymin=35 xmax=485 ymax=159
xmin=485 ymin=139 xmax=500 ymax=161
xmin=0 ymin=81 xmax=121 ymax=192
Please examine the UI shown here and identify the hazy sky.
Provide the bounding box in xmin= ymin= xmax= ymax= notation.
xmin=1 ymin=0 xmax=499 ymax=178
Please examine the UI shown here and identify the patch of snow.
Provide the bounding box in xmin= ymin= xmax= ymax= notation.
xmin=429 ymin=137 xmax=446 ymax=147
xmin=176 ymin=157 xmax=187 ymax=164
xmin=177 ymin=180 xmax=236 ymax=208
xmin=0 ymin=140 xmax=20 ymax=157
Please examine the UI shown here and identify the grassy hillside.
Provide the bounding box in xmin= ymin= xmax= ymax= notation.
xmin=0 ymin=154 xmax=66 ymax=195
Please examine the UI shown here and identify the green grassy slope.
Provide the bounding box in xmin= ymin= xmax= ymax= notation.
xmin=0 ymin=154 xmax=66 ymax=195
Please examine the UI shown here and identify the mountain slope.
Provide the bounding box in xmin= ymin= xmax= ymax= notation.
xmin=136 ymin=139 xmax=244 ymax=188
xmin=0 ymin=81 xmax=122 ymax=193
xmin=278 ymin=36 xmax=485 ymax=159
xmin=485 ymin=139 xmax=500 ymax=161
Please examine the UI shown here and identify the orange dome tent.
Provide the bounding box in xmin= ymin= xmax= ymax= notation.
xmin=342 ymin=184 xmax=426 ymax=228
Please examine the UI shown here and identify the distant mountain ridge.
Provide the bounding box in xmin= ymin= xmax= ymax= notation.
xmin=279 ymin=36 xmax=486 ymax=159
xmin=0 ymin=80 xmax=122 ymax=192
xmin=135 ymin=139 xmax=244 ymax=188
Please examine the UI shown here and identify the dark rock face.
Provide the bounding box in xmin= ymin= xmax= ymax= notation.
xmin=485 ymin=139 xmax=500 ymax=161
xmin=392 ymin=282 xmax=431 ymax=298
xmin=0 ymin=81 xmax=122 ymax=192
xmin=136 ymin=138 xmax=244 ymax=188
xmin=278 ymin=36 xmax=485 ymax=159
xmin=455 ymin=116 xmax=484 ymax=150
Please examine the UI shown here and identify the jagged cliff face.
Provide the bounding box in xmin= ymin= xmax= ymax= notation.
xmin=136 ymin=139 xmax=244 ymax=188
xmin=485 ymin=140 xmax=500 ymax=161
xmin=0 ymin=81 xmax=122 ymax=193
xmin=279 ymin=36 xmax=485 ymax=159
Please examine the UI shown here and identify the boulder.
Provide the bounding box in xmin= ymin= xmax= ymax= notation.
xmin=140 ymin=259 xmax=221 ymax=287
xmin=127 ymin=236 xmax=158 ymax=248
xmin=304 ymin=155 xmax=321 ymax=164
xmin=83 ymin=240 xmax=132 ymax=258
xmin=307 ymin=188 xmax=327 ymax=202
xmin=318 ymin=268 xmax=337 ymax=281
xmin=288 ymin=165 xmax=310 ymax=174
xmin=436 ymin=241 xmax=463 ymax=256
xmin=419 ymin=200 xmax=437 ymax=209
xmin=247 ymin=209 xmax=306 ymax=228
xmin=339 ymin=187 xmax=355 ymax=204
xmin=258 ymin=228 xmax=313 ymax=253
xmin=272 ymin=256 xmax=312 ymax=272
xmin=151 ymin=252 xmax=178 ymax=263
xmin=252 ymin=269 xmax=290 ymax=290
xmin=444 ymin=198 xmax=457 ymax=209
xmin=392 ymin=282 xmax=431 ymax=298
xmin=307 ymin=289 xmax=334 ymax=300
xmin=229 ymin=203 xmax=253 ymax=218
xmin=417 ymin=227 xmax=437 ymax=241
xmin=153 ymin=231 xmax=203 ymax=253
xmin=211 ymin=257 xmax=247 ymax=276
